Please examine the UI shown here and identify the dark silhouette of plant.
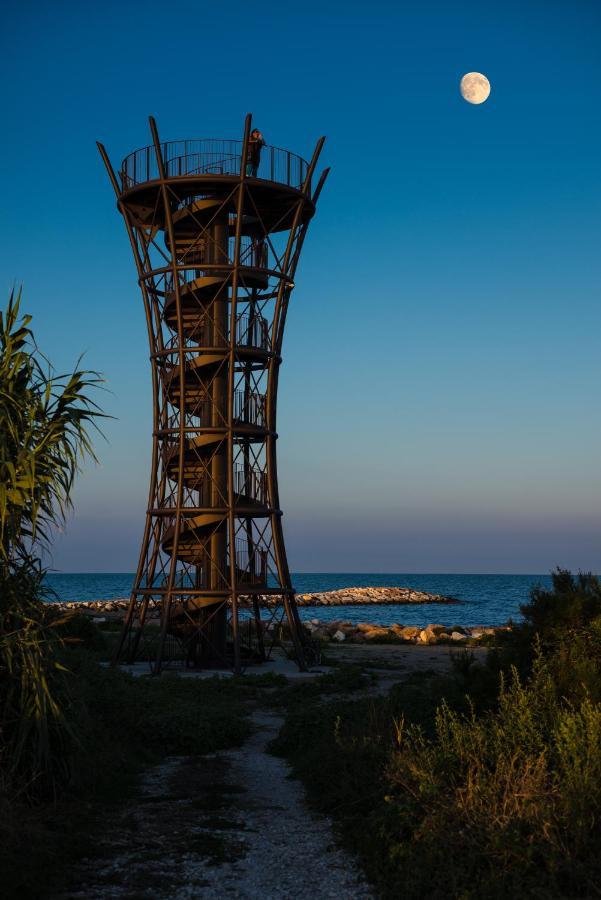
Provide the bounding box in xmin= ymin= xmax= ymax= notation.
xmin=0 ymin=288 xmax=103 ymax=562
xmin=521 ymin=568 xmax=601 ymax=636
xmin=0 ymin=288 xmax=104 ymax=798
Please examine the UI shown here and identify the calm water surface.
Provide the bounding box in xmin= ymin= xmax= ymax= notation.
xmin=44 ymin=572 xmax=553 ymax=627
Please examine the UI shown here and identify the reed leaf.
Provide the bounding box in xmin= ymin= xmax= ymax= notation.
xmin=0 ymin=286 xmax=105 ymax=562
xmin=0 ymin=289 xmax=104 ymax=799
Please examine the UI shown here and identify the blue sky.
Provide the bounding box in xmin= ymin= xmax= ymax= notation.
xmin=1 ymin=0 xmax=600 ymax=573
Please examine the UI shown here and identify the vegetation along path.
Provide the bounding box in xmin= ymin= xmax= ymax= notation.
xmin=57 ymin=707 xmax=373 ymax=900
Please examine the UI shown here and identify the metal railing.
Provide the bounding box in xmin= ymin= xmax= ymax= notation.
xmin=121 ymin=139 xmax=308 ymax=191
xmin=168 ymin=398 xmax=213 ymax=425
xmin=234 ymin=463 xmax=268 ymax=505
xmin=239 ymin=238 xmax=268 ymax=269
xmin=166 ymin=236 xmax=268 ymax=272
xmin=235 ymin=314 xmax=269 ymax=351
xmin=159 ymin=449 xmax=266 ymax=507
xmin=234 ymin=390 xmax=266 ymax=428
xmin=235 ymin=539 xmax=268 ymax=585
xmin=162 ymin=312 xmax=269 ymax=352
xmin=165 ymin=389 xmax=266 ymax=428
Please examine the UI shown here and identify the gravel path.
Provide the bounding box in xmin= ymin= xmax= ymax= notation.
xmin=57 ymin=710 xmax=373 ymax=900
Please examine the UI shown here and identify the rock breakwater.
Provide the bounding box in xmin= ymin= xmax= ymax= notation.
xmin=48 ymin=586 xmax=459 ymax=616
xmin=295 ymin=587 xmax=458 ymax=606
xmin=46 ymin=598 xmax=509 ymax=646
xmin=304 ymin=619 xmax=511 ymax=645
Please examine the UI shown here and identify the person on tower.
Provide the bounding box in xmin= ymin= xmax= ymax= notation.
xmin=246 ymin=128 xmax=265 ymax=177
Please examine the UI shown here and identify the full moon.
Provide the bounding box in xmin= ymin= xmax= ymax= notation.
xmin=460 ymin=72 xmax=491 ymax=105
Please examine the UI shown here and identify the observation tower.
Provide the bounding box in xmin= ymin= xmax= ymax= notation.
xmin=98 ymin=116 xmax=328 ymax=673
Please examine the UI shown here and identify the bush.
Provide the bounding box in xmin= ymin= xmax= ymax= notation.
xmin=274 ymin=572 xmax=601 ymax=898
xmin=380 ymin=655 xmax=601 ymax=898
xmin=48 ymin=611 xmax=107 ymax=653
xmin=270 ymin=673 xmax=448 ymax=886
xmin=68 ymin=652 xmax=250 ymax=764
xmin=0 ymin=289 xmax=103 ymax=800
xmin=0 ymin=562 xmax=76 ymax=799
xmin=0 ymin=652 xmax=251 ymax=898
xmin=522 ymin=569 xmax=601 ymax=636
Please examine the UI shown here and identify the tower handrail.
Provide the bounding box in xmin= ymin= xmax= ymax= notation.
xmin=234 ymin=389 xmax=266 ymax=427
xmin=163 ymin=235 xmax=267 ymax=278
xmin=234 ymin=462 xmax=268 ymax=504
xmin=120 ymin=139 xmax=309 ymax=191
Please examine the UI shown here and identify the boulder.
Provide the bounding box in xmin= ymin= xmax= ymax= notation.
xmin=339 ymin=626 xmax=357 ymax=636
xmin=389 ymin=623 xmax=407 ymax=638
xmin=363 ymin=626 xmax=391 ymax=641
xmin=399 ymin=626 xmax=420 ymax=641
xmin=450 ymin=631 xmax=467 ymax=641
xmin=419 ymin=629 xmax=437 ymax=644
xmin=332 ymin=630 xmax=346 ymax=642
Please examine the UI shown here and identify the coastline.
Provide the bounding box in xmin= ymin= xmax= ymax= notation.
xmin=47 ymin=587 xmax=510 ymax=645
xmin=44 ymin=573 xmax=544 ymax=628
xmin=47 ymin=585 xmax=459 ymax=611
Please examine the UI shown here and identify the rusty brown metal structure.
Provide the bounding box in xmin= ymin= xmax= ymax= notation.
xmin=97 ymin=116 xmax=328 ymax=673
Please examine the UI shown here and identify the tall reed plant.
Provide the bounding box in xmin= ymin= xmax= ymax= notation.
xmin=0 ymin=289 xmax=103 ymax=798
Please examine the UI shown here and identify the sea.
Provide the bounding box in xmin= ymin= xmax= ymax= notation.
xmin=44 ymin=572 xmax=553 ymax=628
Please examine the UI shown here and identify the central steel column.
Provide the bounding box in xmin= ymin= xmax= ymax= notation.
xmin=208 ymin=214 xmax=229 ymax=657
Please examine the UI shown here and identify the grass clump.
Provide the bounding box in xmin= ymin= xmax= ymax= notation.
xmin=69 ymin=652 xmax=251 ymax=762
xmin=273 ymin=570 xmax=601 ymax=899
xmin=0 ymin=288 xmax=104 ymax=802
xmin=0 ymin=649 xmax=251 ymax=899
xmin=0 ymin=293 xmax=252 ymax=897
xmin=0 ymin=563 xmax=77 ymax=800
xmin=381 ymin=656 xmax=601 ymax=898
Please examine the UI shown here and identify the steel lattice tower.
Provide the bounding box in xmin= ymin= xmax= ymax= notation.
xmin=98 ymin=116 xmax=328 ymax=673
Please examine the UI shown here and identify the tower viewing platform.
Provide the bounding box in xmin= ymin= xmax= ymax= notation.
xmin=121 ymin=138 xmax=309 ymax=189
xmin=98 ymin=116 xmax=329 ymax=674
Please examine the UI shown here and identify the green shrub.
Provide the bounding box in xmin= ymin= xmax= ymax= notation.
xmin=68 ymin=652 xmax=250 ymax=765
xmin=270 ymin=672 xmax=448 ymax=881
xmin=380 ymin=654 xmax=601 ymax=898
xmin=49 ymin=610 xmax=107 ymax=652
xmin=0 ymin=653 xmax=252 ymax=898
xmin=274 ymin=572 xmax=601 ymax=898
xmin=0 ymin=289 xmax=103 ymax=800
xmin=0 ymin=562 xmax=76 ymax=799
xmin=452 ymin=570 xmax=601 ymax=709
xmin=521 ymin=569 xmax=601 ymax=636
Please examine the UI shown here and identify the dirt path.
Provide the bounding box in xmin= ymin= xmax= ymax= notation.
xmin=57 ymin=710 xmax=372 ymax=900
xmin=324 ymin=641 xmax=488 ymax=672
